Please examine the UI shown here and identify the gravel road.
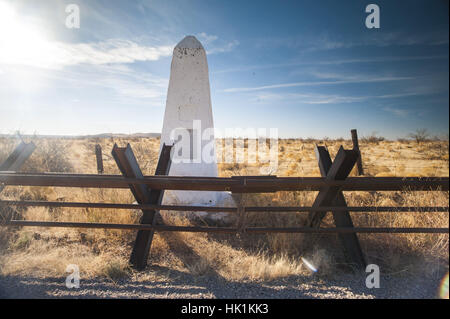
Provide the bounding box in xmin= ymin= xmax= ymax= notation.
xmin=0 ymin=267 xmax=445 ymax=299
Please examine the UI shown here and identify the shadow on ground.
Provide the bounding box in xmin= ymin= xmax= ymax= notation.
xmin=0 ymin=263 xmax=445 ymax=299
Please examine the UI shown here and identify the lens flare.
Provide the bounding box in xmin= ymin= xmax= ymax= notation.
xmin=439 ymin=273 xmax=449 ymax=299
xmin=0 ymin=1 xmax=57 ymax=69
xmin=301 ymin=257 xmax=318 ymax=273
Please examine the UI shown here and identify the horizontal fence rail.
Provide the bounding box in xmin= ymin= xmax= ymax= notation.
xmin=3 ymin=220 xmax=448 ymax=234
xmin=0 ymin=199 xmax=448 ymax=213
xmin=0 ymin=173 xmax=448 ymax=192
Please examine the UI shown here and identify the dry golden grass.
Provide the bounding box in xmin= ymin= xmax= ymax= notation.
xmin=0 ymin=136 xmax=448 ymax=281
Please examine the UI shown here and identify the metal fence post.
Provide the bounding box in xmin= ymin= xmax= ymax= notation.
xmin=311 ymin=145 xmax=366 ymax=269
xmin=351 ymin=129 xmax=364 ymax=176
xmin=95 ymin=144 xmax=103 ymax=174
xmin=112 ymin=143 xmax=172 ymax=270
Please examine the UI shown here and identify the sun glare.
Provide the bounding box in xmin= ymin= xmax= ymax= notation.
xmin=0 ymin=1 xmax=58 ymax=68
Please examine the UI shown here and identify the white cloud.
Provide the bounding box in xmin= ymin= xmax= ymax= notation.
xmin=308 ymin=71 xmax=365 ymax=81
xmin=255 ymin=31 xmax=449 ymax=52
xmin=0 ymin=38 xmax=174 ymax=69
xmin=223 ymin=76 xmax=414 ymax=93
xmin=62 ymin=40 xmax=173 ymax=65
xmin=195 ymin=32 xmax=239 ymax=54
xmin=382 ymin=107 xmax=409 ymax=117
xmin=0 ymin=2 xmax=175 ymax=69
xmin=213 ymin=55 xmax=448 ymax=74
xmin=197 ymin=32 xmax=219 ymax=44
xmin=250 ymin=90 xmax=435 ymax=105
xmin=252 ymin=92 xmax=367 ymax=104
xmin=207 ymin=40 xmax=240 ymax=54
xmin=66 ymin=64 xmax=169 ymax=101
xmin=0 ymin=61 xmax=169 ymax=105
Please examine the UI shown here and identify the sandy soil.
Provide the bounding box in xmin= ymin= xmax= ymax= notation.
xmin=0 ymin=269 xmax=445 ymax=299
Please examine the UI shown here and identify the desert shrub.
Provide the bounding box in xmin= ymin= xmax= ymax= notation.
xmin=9 ymin=232 xmax=33 ymax=250
xmin=361 ymin=132 xmax=385 ymax=144
xmin=22 ymin=139 xmax=73 ymax=173
xmin=409 ymin=128 xmax=430 ymax=144
xmin=301 ymin=137 xmax=316 ymax=144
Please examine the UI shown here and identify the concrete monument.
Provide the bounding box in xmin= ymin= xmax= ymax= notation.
xmin=160 ymin=35 xmax=227 ymax=207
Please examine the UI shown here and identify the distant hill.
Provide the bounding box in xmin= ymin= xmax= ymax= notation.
xmin=0 ymin=133 xmax=161 ymax=139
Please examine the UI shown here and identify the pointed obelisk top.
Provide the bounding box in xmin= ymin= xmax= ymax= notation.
xmin=175 ymin=35 xmax=204 ymax=50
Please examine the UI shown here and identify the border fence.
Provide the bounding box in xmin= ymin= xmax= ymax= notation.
xmin=0 ymin=130 xmax=448 ymax=270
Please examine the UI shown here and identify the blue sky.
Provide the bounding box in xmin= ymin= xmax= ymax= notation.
xmin=0 ymin=0 xmax=448 ymax=139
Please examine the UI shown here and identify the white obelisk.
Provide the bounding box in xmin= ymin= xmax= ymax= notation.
xmin=160 ymin=35 xmax=224 ymax=206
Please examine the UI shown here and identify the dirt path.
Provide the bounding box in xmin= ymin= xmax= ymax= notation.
xmin=0 ymin=268 xmax=444 ymax=299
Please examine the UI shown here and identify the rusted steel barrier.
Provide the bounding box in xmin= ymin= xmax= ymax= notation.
xmin=0 ymin=142 xmax=448 ymax=270
xmin=351 ymin=129 xmax=364 ymax=175
xmin=0 ymin=199 xmax=447 ymax=213
xmin=0 ymin=173 xmax=447 ymax=192
xmin=95 ymin=144 xmax=103 ymax=174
